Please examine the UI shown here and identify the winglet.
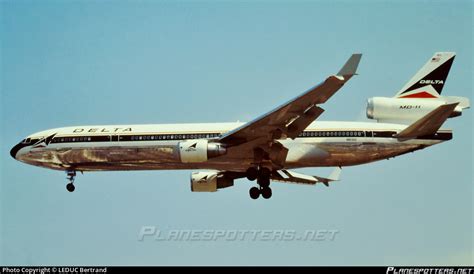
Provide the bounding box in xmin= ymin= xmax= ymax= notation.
xmin=337 ymin=53 xmax=362 ymax=78
xmin=315 ymin=167 xmax=342 ymax=187
xmin=396 ymin=103 xmax=459 ymax=140
xmin=328 ymin=166 xmax=342 ymax=181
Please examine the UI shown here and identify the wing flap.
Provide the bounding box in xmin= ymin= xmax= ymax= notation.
xmin=286 ymin=106 xmax=324 ymax=139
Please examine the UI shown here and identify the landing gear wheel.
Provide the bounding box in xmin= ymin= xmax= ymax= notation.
xmin=246 ymin=167 xmax=258 ymax=181
xmin=261 ymin=187 xmax=272 ymax=199
xmin=249 ymin=187 xmax=260 ymax=199
xmin=66 ymin=183 xmax=75 ymax=192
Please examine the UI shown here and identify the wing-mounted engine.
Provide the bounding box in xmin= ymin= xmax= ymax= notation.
xmin=190 ymin=171 xmax=234 ymax=192
xmin=179 ymin=139 xmax=226 ymax=163
xmin=366 ymin=97 xmax=469 ymax=123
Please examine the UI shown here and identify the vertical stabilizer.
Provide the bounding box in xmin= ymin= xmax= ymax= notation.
xmin=395 ymin=52 xmax=455 ymax=99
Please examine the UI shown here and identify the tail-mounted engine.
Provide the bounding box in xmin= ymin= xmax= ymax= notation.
xmin=366 ymin=97 xmax=469 ymax=123
xmin=190 ymin=171 xmax=234 ymax=192
xmin=178 ymin=139 xmax=226 ymax=163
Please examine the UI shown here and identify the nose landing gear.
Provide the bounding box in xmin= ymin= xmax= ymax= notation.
xmin=66 ymin=170 xmax=76 ymax=192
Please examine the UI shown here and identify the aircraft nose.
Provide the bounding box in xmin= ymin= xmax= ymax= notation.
xmin=10 ymin=142 xmax=24 ymax=159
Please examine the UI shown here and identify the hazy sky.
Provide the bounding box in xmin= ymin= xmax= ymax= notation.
xmin=1 ymin=0 xmax=472 ymax=265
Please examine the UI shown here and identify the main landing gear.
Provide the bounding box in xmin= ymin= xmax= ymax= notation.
xmin=66 ymin=170 xmax=76 ymax=192
xmin=247 ymin=167 xmax=273 ymax=200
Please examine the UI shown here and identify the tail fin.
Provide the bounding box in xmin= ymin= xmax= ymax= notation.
xmin=395 ymin=52 xmax=456 ymax=99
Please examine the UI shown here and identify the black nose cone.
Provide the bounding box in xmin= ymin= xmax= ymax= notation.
xmin=10 ymin=143 xmax=22 ymax=159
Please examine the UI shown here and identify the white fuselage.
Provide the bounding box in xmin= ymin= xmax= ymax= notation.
xmin=11 ymin=121 xmax=451 ymax=172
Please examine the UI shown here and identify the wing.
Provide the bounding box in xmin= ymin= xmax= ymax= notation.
xmin=272 ymin=167 xmax=342 ymax=187
xmin=219 ymin=54 xmax=362 ymax=147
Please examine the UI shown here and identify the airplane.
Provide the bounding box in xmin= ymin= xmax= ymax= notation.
xmin=10 ymin=52 xmax=470 ymax=199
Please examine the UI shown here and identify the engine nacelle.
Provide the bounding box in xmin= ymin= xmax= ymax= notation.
xmin=366 ymin=97 xmax=466 ymax=123
xmin=179 ymin=139 xmax=226 ymax=163
xmin=190 ymin=171 xmax=234 ymax=192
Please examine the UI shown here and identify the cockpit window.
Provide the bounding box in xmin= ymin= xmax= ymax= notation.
xmin=21 ymin=138 xmax=31 ymax=144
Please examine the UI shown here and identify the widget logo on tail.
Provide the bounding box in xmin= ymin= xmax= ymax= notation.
xmin=396 ymin=52 xmax=455 ymax=99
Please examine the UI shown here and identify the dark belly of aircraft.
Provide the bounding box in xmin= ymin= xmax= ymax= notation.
xmin=17 ymin=141 xmax=427 ymax=172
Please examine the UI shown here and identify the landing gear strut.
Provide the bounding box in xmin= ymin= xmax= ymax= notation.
xmin=248 ymin=167 xmax=273 ymax=199
xmin=66 ymin=170 xmax=76 ymax=192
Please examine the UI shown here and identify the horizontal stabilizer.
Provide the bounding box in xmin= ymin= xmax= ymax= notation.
xmin=272 ymin=167 xmax=342 ymax=186
xmin=396 ymin=103 xmax=459 ymax=140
